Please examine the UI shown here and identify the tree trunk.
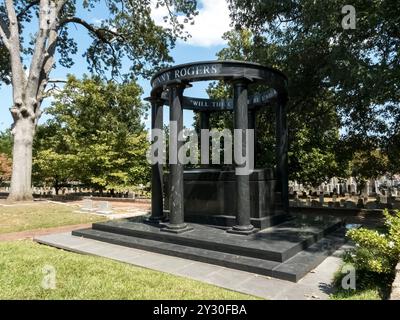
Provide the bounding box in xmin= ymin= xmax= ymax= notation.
xmin=55 ymin=179 xmax=60 ymax=195
xmin=7 ymin=117 xmax=35 ymax=201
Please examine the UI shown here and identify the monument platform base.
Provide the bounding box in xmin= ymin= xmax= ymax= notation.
xmin=72 ymin=214 xmax=346 ymax=282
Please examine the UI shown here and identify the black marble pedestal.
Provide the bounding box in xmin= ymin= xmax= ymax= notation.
xmin=164 ymin=168 xmax=288 ymax=229
xmin=73 ymin=214 xmax=346 ymax=282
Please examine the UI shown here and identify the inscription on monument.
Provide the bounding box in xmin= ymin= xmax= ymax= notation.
xmin=152 ymin=64 xmax=221 ymax=88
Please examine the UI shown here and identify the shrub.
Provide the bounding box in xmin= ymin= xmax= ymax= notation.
xmin=331 ymin=210 xmax=400 ymax=299
xmin=345 ymin=209 xmax=400 ymax=274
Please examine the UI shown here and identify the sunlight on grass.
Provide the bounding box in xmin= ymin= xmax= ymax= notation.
xmin=330 ymin=288 xmax=381 ymax=300
xmin=0 ymin=202 xmax=105 ymax=234
xmin=0 ymin=240 xmax=258 ymax=300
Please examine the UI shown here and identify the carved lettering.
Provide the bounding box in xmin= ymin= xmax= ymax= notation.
xmin=153 ymin=64 xmax=220 ymax=88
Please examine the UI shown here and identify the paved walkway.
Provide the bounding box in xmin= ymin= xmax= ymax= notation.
xmin=34 ymin=232 xmax=352 ymax=300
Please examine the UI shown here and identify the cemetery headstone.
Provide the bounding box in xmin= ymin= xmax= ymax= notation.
xmin=380 ymin=194 xmax=388 ymax=205
xmin=81 ymin=199 xmax=93 ymax=212
xmin=97 ymin=201 xmax=113 ymax=215
xmin=127 ymin=191 xmax=136 ymax=199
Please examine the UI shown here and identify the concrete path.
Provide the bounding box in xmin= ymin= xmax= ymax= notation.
xmin=34 ymin=232 xmax=352 ymax=300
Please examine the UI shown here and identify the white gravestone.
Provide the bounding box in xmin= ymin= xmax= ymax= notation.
xmin=97 ymin=201 xmax=113 ymax=215
xmin=81 ymin=199 xmax=93 ymax=212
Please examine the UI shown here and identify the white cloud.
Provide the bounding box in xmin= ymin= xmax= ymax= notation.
xmin=151 ymin=0 xmax=231 ymax=47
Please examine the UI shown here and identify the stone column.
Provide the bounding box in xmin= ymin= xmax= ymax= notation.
xmin=200 ymin=111 xmax=210 ymax=131
xmin=163 ymin=84 xmax=192 ymax=233
xmin=248 ymin=109 xmax=256 ymax=167
xmin=275 ymin=94 xmax=289 ymax=213
xmin=148 ymin=97 xmax=164 ymax=221
xmin=200 ymin=111 xmax=210 ymax=167
xmin=228 ymin=81 xmax=256 ymax=235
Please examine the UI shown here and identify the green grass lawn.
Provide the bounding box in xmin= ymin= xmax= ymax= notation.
xmin=0 ymin=202 xmax=105 ymax=234
xmin=0 ymin=240 xmax=257 ymax=300
xmin=330 ymin=288 xmax=381 ymax=300
xmin=329 ymin=268 xmax=388 ymax=300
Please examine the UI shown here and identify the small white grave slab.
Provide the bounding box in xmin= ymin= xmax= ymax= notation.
xmin=81 ymin=199 xmax=93 ymax=212
xmin=96 ymin=201 xmax=113 ymax=215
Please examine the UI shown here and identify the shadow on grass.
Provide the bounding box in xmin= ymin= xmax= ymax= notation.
xmin=330 ymin=268 xmax=394 ymax=300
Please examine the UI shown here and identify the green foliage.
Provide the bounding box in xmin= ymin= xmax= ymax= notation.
xmin=348 ymin=149 xmax=389 ymax=189
xmin=33 ymin=75 xmax=150 ymax=191
xmin=330 ymin=210 xmax=400 ymax=299
xmin=0 ymin=130 xmax=12 ymax=185
xmin=345 ymin=210 xmax=400 ymax=274
xmin=0 ymin=129 xmax=12 ymax=157
xmin=386 ymin=132 xmax=400 ymax=177
xmin=33 ymin=149 xmax=77 ymax=192
xmin=226 ymin=0 xmax=400 ymax=180
xmin=0 ymin=44 xmax=10 ymax=86
xmin=292 ymin=146 xmax=338 ymax=188
xmin=0 ymin=0 xmax=198 ymax=80
xmin=206 ymin=29 xmax=340 ymax=185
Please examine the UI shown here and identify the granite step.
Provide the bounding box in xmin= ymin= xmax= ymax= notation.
xmin=71 ymin=227 xmax=346 ymax=282
xmin=88 ymin=215 xmax=343 ymax=263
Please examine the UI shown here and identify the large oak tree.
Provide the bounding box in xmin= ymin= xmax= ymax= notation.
xmin=0 ymin=0 xmax=197 ymax=201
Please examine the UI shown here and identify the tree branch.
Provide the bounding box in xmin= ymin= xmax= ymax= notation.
xmin=59 ymin=17 xmax=125 ymax=41
xmin=17 ymin=0 xmax=40 ymax=20
xmin=27 ymin=0 xmax=67 ymax=111
xmin=5 ymin=0 xmax=26 ymax=105
xmin=0 ymin=17 xmax=10 ymax=48
xmin=5 ymin=0 xmax=19 ymax=38
xmin=59 ymin=16 xmax=123 ymax=77
xmin=48 ymin=78 xmax=67 ymax=83
xmin=26 ymin=0 xmax=52 ymax=103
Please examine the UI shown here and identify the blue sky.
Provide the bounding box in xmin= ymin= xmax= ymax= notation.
xmin=0 ymin=0 xmax=231 ymax=131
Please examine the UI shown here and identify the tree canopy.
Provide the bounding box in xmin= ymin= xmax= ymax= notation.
xmin=0 ymin=0 xmax=198 ymax=200
xmin=33 ymin=75 xmax=150 ymax=193
xmin=204 ymin=29 xmax=341 ymax=186
xmin=217 ymin=0 xmax=400 ymax=184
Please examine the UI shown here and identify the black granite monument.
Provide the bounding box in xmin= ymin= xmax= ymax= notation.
xmin=148 ymin=60 xmax=289 ymax=233
xmin=73 ymin=61 xmax=346 ymax=282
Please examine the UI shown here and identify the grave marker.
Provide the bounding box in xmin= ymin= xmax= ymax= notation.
xmin=81 ymin=199 xmax=93 ymax=212
xmin=97 ymin=201 xmax=113 ymax=215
